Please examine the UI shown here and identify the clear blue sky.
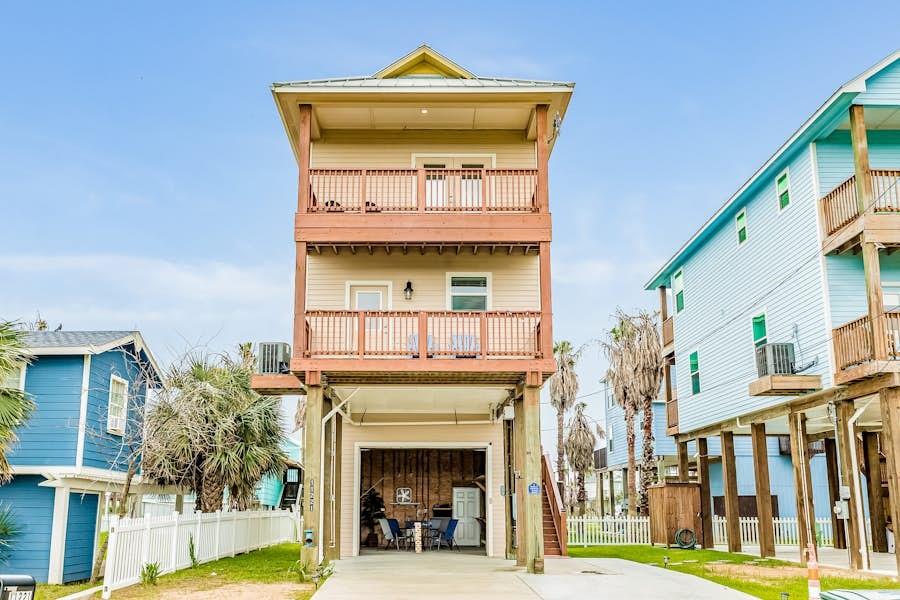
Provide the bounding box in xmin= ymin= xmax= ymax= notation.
xmin=2 ymin=1 xmax=899 ymax=453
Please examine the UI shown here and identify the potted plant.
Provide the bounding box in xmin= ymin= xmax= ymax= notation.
xmin=360 ymin=489 xmax=386 ymax=547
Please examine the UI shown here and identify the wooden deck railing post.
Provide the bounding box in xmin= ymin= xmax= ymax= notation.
xmin=417 ymin=168 xmax=426 ymax=211
xmin=359 ymin=169 xmax=367 ymax=211
xmin=418 ymin=311 xmax=428 ymax=361
xmin=481 ymin=168 xmax=488 ymax=212
xmin=479 ymin=312 xmax=488 ymax=360
xmin=357 ymin=311 xmax=365 ymax=358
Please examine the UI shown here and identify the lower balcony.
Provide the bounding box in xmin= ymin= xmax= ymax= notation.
xmin=833 ymin=311 xmax=900 ymax=384
xmin=293 ymin=310 xmax=553 ymax=384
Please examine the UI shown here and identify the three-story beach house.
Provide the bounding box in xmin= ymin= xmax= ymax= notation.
xmin=646 ymin=52 xmax=900 ymax=571
xmin=0 ymin=331 xmax=161 ymax=583
xmin=251 ymin=46 xmax=573 ymax=573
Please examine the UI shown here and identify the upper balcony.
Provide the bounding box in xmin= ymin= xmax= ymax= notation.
xmin=297 ymin=167 xmax=551 ymax=246
xmin=832 ymin=311 xmax=900 ymax=384
xmin=820 ymin=169 xmax=900 ymax=254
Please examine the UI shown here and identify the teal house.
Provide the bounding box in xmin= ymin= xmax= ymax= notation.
xmin=0 ymin=331 xmax=161 ymax=583
xmin=645 ymin=51 xmax=900 ymax=571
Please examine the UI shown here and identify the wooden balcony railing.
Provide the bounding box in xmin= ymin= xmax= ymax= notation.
xmin=833 ymin=310 xmax=900 ymax=371
xmin=821 ymin=170 xmax=900 ymax=237
xmin=662 ymin=316 xmax=674 ymax=349
xmin=307 ymin=168 xmax=538 ymax=213
xmin=304 ymin=310 xmax=542 ymax=360
xmin=666 ymin=395 xmax=678 ymax=430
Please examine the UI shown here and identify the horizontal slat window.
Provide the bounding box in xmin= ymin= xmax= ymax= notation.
xmin=689 ymin=351 xmax=700 ymax=395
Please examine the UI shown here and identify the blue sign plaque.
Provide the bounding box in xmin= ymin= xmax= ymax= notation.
xmin=527 ymin=482 xmax=540 ymax=495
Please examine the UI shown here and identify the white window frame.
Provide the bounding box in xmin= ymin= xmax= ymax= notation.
xmin=107 ymin=374 xmax=128 ymax=436
xmin=344 ymin=280 xmax=393 ymax=310
xmin=688 ymin=348 xmax=701 ymax=396
xmin=776 ymin=168 xmax=791 ymax=212
xmin=735 ymin=208 xmax=748 ymax=246
xmin=2 ymin=364 xmax=26 ymax=391
xmin=446 ymin=272 xmax=492 ymax=311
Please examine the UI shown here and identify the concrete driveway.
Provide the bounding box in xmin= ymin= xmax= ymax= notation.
xmin=314 ymin=553 xmax=753 ymax=599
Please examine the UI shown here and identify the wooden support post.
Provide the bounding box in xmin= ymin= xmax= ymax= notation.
xmin=301 ymin=384 xmax=324 ymax=565
xmin=835 ymin=401 xmax=864 ymax=569
xmin=750 ymin=423 xmax=776 ymax=558
xmin=677 ymin=441 xmax=689 ymax=482
xmin=823 ymin=438 xmax=847 ymax=549
xmin=535 ymin=104 xmax=550 ymax=213
xmin=523 ymin=383 xmax=544 ymax=573
xmin=879 ymin=387 xmax=900 ymax=574
xmin=322 ymin=395 xmax=336 ymax=561
xmin=513 ymin=394 xmax=526 ymax=566
xmin=293 ymin=242 xmax=308 ymax=363
xmin=862 ymin=241 xmax=888 ymax=361
xmin=697 ymin=438 xmax=714 ymax=549
xmin=863 ymin=432 xmax=888 ymax=552
xmin=789 ymin=412 xmax=817 ymax=565
xmin=597 ymin=473 xmax=605 ymax=515
xmin=608 ymin=471 xmax=616 ymax=516
xmin=297 ymin=104 xmax=312 ymax=213
xmin=849 ymin=104 xmax=872 ymax=216
xmin=538 ymin=242 xmax=553 ymax=361
xmin=658 ymin=286 xmax=669 ymax=321
xmin=720 ymin=431 xmax=741 ymax=553
xmin=323 ymin=407 xmax=343 ymax=562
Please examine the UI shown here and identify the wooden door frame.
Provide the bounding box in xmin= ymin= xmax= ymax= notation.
xmin=351 ymin=440 xmax=493 ymax=557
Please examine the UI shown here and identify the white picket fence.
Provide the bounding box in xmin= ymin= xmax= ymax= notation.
xmin=101 ymin=509 xmax=300 ymax=598
xmin=711 ymin=516 xmax=839 ymax=547
xmin=567 ymin=516 xmax=650 ymax=546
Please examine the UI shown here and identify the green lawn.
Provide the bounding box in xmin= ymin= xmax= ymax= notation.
xmin=37 ymin=543 xmax=315 ymax=600
xmin=569 ymin=545 xmax=900 ymax=600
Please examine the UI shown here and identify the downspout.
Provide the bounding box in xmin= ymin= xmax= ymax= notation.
xmin=317 ymin=388 xmax=358 ymax=563
xmin=847 ymin=399 xmax=872 ymax=572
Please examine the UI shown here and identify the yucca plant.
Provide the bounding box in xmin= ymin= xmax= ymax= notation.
xmin=0 ymin=504 xmax=21 ymax=565
xmin=0 ymin=321 xmax=35 ymax=483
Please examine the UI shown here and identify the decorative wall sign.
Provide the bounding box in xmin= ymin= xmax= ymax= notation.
xmin=396 ymin=487 xmax=412 ymax=504
xmin=527 ymin=482 xmax=540 ymax=495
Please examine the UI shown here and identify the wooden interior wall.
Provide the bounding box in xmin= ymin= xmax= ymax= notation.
xmin=361 ymin=448 xmax=486 ymax=540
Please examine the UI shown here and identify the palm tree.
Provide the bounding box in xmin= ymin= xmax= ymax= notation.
xmin=603 ymin=312 xmax=638 ymax=516
xmin=549 ymin=340 xmax=580 ymax=497
xmin=143 ymin=348 xmax=287 ymax=512
xmin=564 ymin=402 xmax=596 ymax=515
xmin=628 ymin=311 xmax=664 ymax=515
xmin=0 ymin=504 xmax=21 ymax=565
xmin=0 ymin=321 xmax=34 ymax=483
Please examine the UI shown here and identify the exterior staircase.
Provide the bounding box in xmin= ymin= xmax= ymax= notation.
xmin=540 ymin=453 xmax=567 ymax=557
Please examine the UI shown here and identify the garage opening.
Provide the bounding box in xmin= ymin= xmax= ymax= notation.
xmin=358 ymin=447 xmax=488 ymax=555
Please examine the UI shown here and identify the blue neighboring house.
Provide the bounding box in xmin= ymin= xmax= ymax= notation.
xmin=598 ymin=384 xmax=830 ymax=519
xmin=644 ymin=51 xmax=900 ymax=565
xmin=0 ymin=331 xmax=161 ymax=583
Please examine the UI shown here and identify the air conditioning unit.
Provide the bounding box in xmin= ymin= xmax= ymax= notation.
xmin=257 ymin=342 xmax=291 ymax=375
xmin=755 ymin=342 xmax=795 ymax=377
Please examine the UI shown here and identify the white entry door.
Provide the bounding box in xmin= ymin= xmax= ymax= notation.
xmin=452 ymin=486 xmax=481 ymax=547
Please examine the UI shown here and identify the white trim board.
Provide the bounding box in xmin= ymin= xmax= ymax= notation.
xmin=351 ymin=440 xmax=493 ymax=558
xmin=75 ymin=355 xmax=91 ymax=468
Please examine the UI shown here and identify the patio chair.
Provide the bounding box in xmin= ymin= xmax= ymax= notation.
xmin=387 ymin=518 xmax=412 ymax=550
xmin=449 ymin=334 xmax=480 ymax=358
xmin=379 ymin=517 xmax=401 ymax=551
xmin=406 ymin=333 xmax=436 ymax=358
xmin=432 ymin=518 xmax=460 ymax=551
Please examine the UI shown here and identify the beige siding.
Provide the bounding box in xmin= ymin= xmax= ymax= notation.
xmin=339 ymin=422 xmax=506 ymax=558
xmin=311 ymin=130 xmax=536 ymax=169
xmin=306 ymin=253 xmax=540 ymax=311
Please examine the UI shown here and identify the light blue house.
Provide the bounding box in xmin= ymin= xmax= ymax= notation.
xmin=0 ymin=331 xmax=161 ymax=583
xmin=645 ymin=52 xmax=900 ymax=568
xmin=255 ymin=437 xmax=302 ymax=509
xmin=599 ymin=385 xmax=829 ymax=519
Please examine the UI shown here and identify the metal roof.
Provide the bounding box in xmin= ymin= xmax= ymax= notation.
xmin=23 ymin=330 xmax=135 ymax=349
xmin=271 ymin=75 xmax=574 ymax=91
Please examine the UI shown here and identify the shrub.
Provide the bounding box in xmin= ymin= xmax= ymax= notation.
xmin=140 ymin=562 xmax=160 ymax=585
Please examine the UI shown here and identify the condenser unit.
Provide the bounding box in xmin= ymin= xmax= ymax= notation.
xmin=257 ymin=342 xmax=291 ymax=375
xmin=755 ymin=342 xmax=795 ymax=377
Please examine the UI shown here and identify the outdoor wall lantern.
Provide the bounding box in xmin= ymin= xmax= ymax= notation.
xmin=404 ymin=281 xmax=414 ymax=300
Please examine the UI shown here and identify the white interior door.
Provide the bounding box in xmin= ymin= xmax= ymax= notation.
xmin=452 ymin=486 xmax=481 ymax=546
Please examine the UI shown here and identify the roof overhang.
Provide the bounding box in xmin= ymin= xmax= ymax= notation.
xmin=644 ymin=50 xmax=900 ymax=291
xmin=26 ymin=331 xmax=163 ymax=384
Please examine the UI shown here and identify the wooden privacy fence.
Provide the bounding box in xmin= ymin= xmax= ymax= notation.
xmin=567 ymin=516 xmax=650 ymax=546
xmin=102 ymin=509 xmax=300 ymax=598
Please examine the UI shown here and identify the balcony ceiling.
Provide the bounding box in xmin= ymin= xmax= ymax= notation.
xmin=314 ymin=103 xmax=534 ymax=131
xmin=332 ymin=384 xmax=509 ymax=416
xmin=834 ymin=106 xmax=900 ymax=130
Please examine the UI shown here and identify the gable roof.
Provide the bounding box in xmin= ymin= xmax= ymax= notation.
xmin=24 ymin=330 xmax=162 ymax=382
xmin=271 ymin=44 xmax=574 ymax=92
xmin=644 ymin=50 xmax=900 ymax=291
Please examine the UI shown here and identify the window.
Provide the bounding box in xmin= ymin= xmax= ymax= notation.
xmin=108 ymin=375 xmax=127 ymax=435
xmin=607 ymin=426 xmax=614 ymax=453
xmin=448 ymin=275 xmax=489 ymax=311
xmin=689 ymin=351 xmax=700 ymax=395
xmin=752 ymin=314 xmax=767 ymax=348
xmin=672 ymin=270 xmax=685 ymax=313
xmin=776 ymin=170 xmax=790 ymax=210
xmin=883 ymin=285 xmax=900 ymax=311
xmin=1 ymin=364 xmax=25 ymax=391
xmin=735 ymin=209 xmax=748 ymax=245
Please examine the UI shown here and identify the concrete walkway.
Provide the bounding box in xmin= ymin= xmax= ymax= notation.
xmin=314 ymin=553 xmax=753 ymax=599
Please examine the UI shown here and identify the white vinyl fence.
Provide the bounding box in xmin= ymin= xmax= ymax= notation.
xmin=102 ymin=509 xmax=300 ymax=598
xmin=567 ymin=516 xmax=650 ymax=546
xmin=712 ymin=516 xmax=841 ymax=548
